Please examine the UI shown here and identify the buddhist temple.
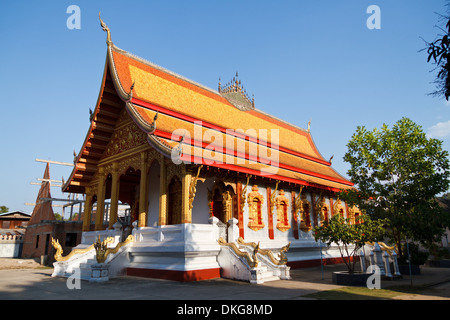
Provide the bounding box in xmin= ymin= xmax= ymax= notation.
xmin=54 ymin=15 xmax=357 ymax=283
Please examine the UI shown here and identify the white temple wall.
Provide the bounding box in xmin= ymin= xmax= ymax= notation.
xmin=191 ymin=178 xmax=215 ymax=224
xmin=142 ymin=171 xmax=352 ymax=252
xmin=146 ymin=161 xmax=160 ymax=227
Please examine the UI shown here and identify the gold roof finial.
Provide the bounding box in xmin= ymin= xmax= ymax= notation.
xmin=99 ymin=12 xmax=112 ymax=45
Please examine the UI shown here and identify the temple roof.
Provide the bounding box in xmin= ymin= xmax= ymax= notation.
xmin=62 ymin=16 xmax=353 ymax=194
xmin=0 ymin=211 xmax=31 ymax=220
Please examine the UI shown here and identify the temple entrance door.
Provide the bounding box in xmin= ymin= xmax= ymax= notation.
xmin=117 ymin=167 xmax=141 ymax=228
xmin=212 ymin=188 xmax=227 ymax=241
xmin=212 ymin=188 xmax=225 ymax=223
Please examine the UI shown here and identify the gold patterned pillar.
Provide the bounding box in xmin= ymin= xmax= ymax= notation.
xmin=109 ymin=162 xmax=120 ymax=229
xmin=181 ymin=170 xmax=192 ymax=224
xmin=82 ymin=187 xmax=93 ymax=232
xmin=222 ymin=191 xmax=233 ymax=223
xmin=138 ymin=152 xmax=149 ymax=227
xmin=95 ymin=167 xmax=106 ymax=231
xmin=158 ymin=158 xmax=167 ymax=226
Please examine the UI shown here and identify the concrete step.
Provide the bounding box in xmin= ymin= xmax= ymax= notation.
xmin=261 ymin=275 xmax=280 ymax=282
xmin=260 ymin=270 xmax=279 ymax=282
xmin=78 ymin=258 xmax=99 ymax=280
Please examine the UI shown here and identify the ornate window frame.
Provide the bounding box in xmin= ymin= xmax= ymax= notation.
xmin=275 ymin=190 xmax=290 ymax=232
xmin=247 ymin=185 xmax=265 ymax=231
xmin=297 ymin=192 xmax=312 ymax=232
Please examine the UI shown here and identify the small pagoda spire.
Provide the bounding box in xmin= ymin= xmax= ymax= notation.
xmin=219 ymin=72 xmax=255 ymax=110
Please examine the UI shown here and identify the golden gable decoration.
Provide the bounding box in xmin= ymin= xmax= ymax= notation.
xmin=102 ymin=121 xmax=147 ymax=159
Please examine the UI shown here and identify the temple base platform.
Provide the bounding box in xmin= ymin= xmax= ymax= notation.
xmin=51 ymin=223 xmax=348 ymax=283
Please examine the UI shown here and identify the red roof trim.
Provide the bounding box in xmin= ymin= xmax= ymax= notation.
xmin=179 ymin=154 xmax=344 ymax=192
xmin=153 ymin=129 xmax=353 ymax=187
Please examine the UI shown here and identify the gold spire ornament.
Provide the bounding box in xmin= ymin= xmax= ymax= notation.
xmin=99 ymin=12 xmax=112 ymax=45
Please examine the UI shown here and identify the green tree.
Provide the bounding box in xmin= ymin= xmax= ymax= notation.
xmin=313 ymin=214 xmax=387 ymax=273
xmin=0 ymin=206 xmax=9 ymax=213
xmin=340 ymin=117 xmax=450 ymax=259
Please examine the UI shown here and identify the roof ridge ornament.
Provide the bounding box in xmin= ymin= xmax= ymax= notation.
xmin=328 ymin=155 xmax=334 ymax=164
xmin=99 ymin=12 xmax=112 ymax=45
xmin=126 ymin=81 xmax=135 ymax=101
xmin=148 ymin=111 xmax=158 ymax=135
xmin=171 ymin=132 xmax=185 ymax=164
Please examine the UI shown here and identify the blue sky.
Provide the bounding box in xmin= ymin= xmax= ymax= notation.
xmin=0 ymin=1 xmax=449 ymax=217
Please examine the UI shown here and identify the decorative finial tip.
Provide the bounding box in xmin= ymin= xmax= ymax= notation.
xmin=99 ymin=12 xmax=112 ymax=45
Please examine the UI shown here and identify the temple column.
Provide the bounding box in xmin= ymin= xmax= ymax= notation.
xmin=82 ymin=187 xmax=93 ymax=232
xmin=311 ymin=192 xmax=318 ymax=227
xmin=291 ymin=190 xmax=299 ymax=239
xmin=329 ymin=197 xmax=335 ymax=217
xmin=109 ymin=162 xmax=120 ymax=229
xmin=95 ymin=167 xmax=106 ymax=230
xmin=181 ymin=170 xmax=192 ymax=224
xmin=138 ymin=152 xmax=149 ymax=228
xmin=158 ymin=158 xmax=167 ymax=226
xmin=267 ymin=187 xmax=274 ymax=240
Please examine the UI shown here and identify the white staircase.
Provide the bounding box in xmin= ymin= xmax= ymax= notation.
xmin=253 ymin=266 xmax=280 ymax=283
xmin=217 ymin=238 xmax=290 ymax=284
xmin=79 ymin=258 xmax=99 ymax=280
xmin=52 ymin=233 xmax=133 ymax=282
xmin=51 ymin=244 xmax=96 ymax=278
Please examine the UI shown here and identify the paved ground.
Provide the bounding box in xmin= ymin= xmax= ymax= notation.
xmin=0 ymin=258 xmax=450 ymax=301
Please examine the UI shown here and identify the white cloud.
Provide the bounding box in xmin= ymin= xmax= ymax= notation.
xmin=427 ymin=120 xmax=450 ymax=139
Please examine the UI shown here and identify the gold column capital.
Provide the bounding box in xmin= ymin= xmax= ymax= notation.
xmin=85 ymin=186 xmax=93 ymax=196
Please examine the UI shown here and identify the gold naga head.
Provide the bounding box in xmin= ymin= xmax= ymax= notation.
xmin=93 ymin=236 xmax=109 ymax=263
